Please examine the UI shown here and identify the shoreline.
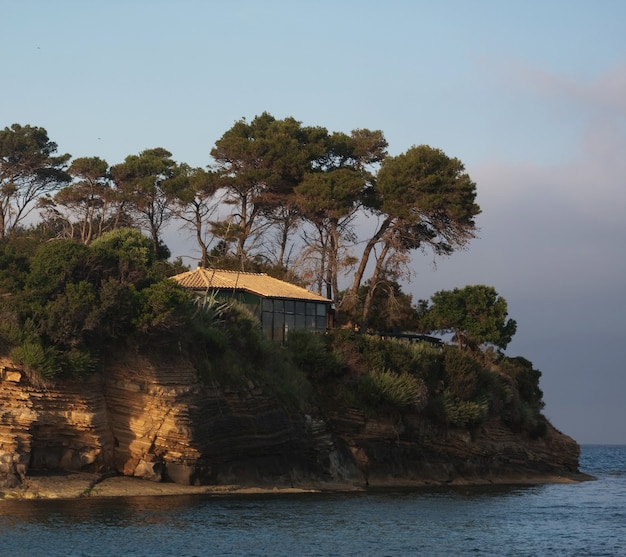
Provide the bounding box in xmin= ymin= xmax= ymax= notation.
xmin=0 ymin=471 xmax=593 ymax=501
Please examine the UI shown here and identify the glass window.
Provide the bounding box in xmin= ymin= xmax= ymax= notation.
xmin=284 ymin=300 xmax=295 ymax=314
xmin=296 ymin=301 xmax=306 ymax=315
xmin=273 ymin=312 xmax=285 ymax=343
xmin=273 ymin=299 xmax=284 ymax=312
xmin=295 ymin=313 xmax=306 ymax=330
xmin=285 ymin=314 xmax=295 ymax=337
xmin=262 ymin=312 xmax=273 ymax=339
xmin=316 ymin=303 xmax=327 ymax=316
xmin=262 ymin=299 xmax=273 ymax=312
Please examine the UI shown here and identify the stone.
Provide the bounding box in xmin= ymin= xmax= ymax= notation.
xmin=0 ymin=353 xmax=586 ymax=490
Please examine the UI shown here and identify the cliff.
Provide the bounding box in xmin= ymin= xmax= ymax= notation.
xmin=0 ymin=354 xmax=585 ymax=491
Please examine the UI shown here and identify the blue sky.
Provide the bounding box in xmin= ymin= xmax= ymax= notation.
xmin=4 ymin=0 xmax=626 ymax=444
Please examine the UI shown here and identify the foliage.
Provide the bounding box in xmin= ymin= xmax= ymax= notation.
xmin=498 ymin=356 xmax=544 ymax=411
xmin=285 ymin=329 xmax=344 ymax=381
xmin=440 ymin=389 xmax=490 ymax=428
xmin=341 ymin=278 xmax=419 ymax=331
xmin=423 ymin=285 xmax=517 ymax=351
xmin=90 ymin=227 xmax=155 ymax=285
xmin=26 ymin=239 xmax=92 ymax=297
xmin=360 ymin=368 xmax=428 ymax=412
xmin=110 ymin=147 xmax=186 ymax=257
xmin=443 ymin=348 xmax=491 ymax=401
xmin=0 ymin=233 xmax=179 ymax=378
xmin=9 ymin=339 xmax=61 ymax=382
xmin=0 ymin=236 xmax=39 ymax=293
xmin=348 ymin=144 xmax=480 ymax=326
xmin=0 ymin=123 xmax=71 ymax=238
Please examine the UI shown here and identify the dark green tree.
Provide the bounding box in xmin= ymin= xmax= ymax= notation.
xmin=345 ymin=278 xmax=420 ymax=332
xmin=0 ymin=124 xmax=70 ymax=238
xmin=210 ymin=112 xmax=325 ymax=265
xmin=168 ymin=165 xmax=220 ymax=267
xmin=295 ymin=129 xmax=387 ymax=301
xmin=90 ymin=228 xmax=156 ymax=285
xmin=348 ymin=145 xmax=480 ymax=326
xmin=40 ymin=156 xmax=115 ymax=244
xmin=110 ymin=148 xmax=186 ymax=257
xmin=424 ymin=285 xmax=517 ymax=351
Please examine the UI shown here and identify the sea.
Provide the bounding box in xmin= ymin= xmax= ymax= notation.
xmin=0 ymin=445 xmax=624 ymax=557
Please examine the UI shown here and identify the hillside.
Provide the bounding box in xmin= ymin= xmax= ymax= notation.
xmin=0 ymin=335 xmax=587 ymax=492
xmin=0 ymin=232 xmax=588 ymax=492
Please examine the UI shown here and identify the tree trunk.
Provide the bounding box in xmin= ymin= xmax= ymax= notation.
xmin=349 ymin=216 xmax=392 ymax=300
xmin=361 ymin=241 xmax=391 ymax=328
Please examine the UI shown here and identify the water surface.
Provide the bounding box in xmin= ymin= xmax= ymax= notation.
xmin=1 ymin=445 xmax=624 ymax=556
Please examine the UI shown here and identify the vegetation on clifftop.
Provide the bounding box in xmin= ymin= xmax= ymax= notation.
xmin=0 ymin=229 xmax=546 ymax=440
xmin=0 ymin=117 xmax=548 ymax=442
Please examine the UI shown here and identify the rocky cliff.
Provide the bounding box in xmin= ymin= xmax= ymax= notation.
xmin=0 ymin=354 xmax=585 ymax=490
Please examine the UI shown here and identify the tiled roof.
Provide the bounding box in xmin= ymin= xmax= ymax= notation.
xmin=172 ymin=268 xmax=332 ymax=303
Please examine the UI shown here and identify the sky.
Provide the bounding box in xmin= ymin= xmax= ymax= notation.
xmin=3 ymin=0 xmax=625 ymax=444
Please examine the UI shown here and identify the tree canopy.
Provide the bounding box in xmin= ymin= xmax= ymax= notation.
xmin=0 ymin=115 xmax=486 ymax=333
xmin=0 ymin=124 xmax=70 ymax=238
xmin=347 ymin=145 xmax=480 ymax=327
xmin=422 ymin=285 xmax=517 ymax=351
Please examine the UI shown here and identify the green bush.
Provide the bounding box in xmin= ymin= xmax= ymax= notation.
xmin=26 ymin=240 xmax=92 ymax=298
xmin=410 ymin=341 xmax=445 ymax=390
xmin=10 ymin=340 xmax=61 ymax=382
xmin=133 ymin=279 xmax=190 ymax=333
xmin=360 ymin=368 xmax=427 ymax=412
xmin=286 ymin=330 xmax=343 ymax=380
xmin=443 ymin=347 xmax=492 ymax=401
xmin=440 ymin=389 xmax=490 ymax=428
xmin=499 ymin=356 xmax=544 ymax=411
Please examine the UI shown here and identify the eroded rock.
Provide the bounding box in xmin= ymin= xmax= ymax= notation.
xmin=0 ymin=354 xmax=585 ymax=490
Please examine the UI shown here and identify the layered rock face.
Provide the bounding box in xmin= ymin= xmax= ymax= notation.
xmin=0 ymin=355 xmax=583 ymax=489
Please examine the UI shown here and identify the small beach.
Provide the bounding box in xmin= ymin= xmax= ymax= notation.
xmin=0 ymin=472 xmax=331 ymax=500
xmin=1 ymin=470 xmax=587 ymax=501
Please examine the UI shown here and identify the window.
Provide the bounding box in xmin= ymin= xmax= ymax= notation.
xmin=273 ymin=311 xmax=285 ymax=343
xmin=260 ymin=297 xmax=328 ymax=342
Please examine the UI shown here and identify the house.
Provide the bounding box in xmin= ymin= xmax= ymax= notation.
xmin=172 ymin=268 xmax=333 ymax=343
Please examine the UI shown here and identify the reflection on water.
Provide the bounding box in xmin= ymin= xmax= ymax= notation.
xmin=1 ymin=446 xmax=625 ymax=557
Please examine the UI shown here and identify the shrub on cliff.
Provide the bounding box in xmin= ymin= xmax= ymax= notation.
xmin=286 ymin=329 xmax=344 ymax=381
xmin=0 ymin=232 xmax=193 ymax=378
xmin=309 ymin=331 xmax=548 ymax=438
xmin=360 ymin=368 xmax=428 ymax=412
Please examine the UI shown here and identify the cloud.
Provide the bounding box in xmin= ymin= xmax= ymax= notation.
xmin=516 ymin=62 xmax=626 ymax=114
xmin=474 ymin=59 xmax=626 ymax=230
xmin=471 ymin=119 xmax=626 ymax=303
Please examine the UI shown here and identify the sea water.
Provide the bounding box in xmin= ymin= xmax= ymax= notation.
xmin=1 ymin=445 xmax=624 ymax=557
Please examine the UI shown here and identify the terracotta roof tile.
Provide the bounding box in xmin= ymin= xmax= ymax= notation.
xmin=172 ymin=268 xmax=331 ymax=303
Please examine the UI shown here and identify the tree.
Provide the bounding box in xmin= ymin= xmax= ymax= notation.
xmin=210 ymin=112 xmax=325 ymax=265
xmin=168 ymin=165 xmax=220 ymax=267
xmin=295 ymin=167 xmax=365 ymax=299
xmin=295 ymin=129 xmax=387 ymax=301
xmin=90 ymin=228 xmax=155 ymax=285
xmin=110 ymin=148 xmax=185 ymax=257
xmin=40 ymin=156 xmax=116 ymax=244
xmin=0 ymin=124 xmax=70 ymax=238
xmin=348 ymin=145 xmax=480 ymax=326
xmin=345 ymin=277 xmax=420 ymax=332
xmin=424 ymin=285 xmax=517 ymax=351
